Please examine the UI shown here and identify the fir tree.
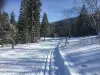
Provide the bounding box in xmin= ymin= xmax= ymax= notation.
xmin=18 ymin=0 xmax=41 ymax=43
xmin=10 ymin=11 xmax=16 ymax=25
xmin=0 ymin=12 xmax=10 ymax=46
xmin=0 ymin=0 xmax=6 ymax=31
xmin=41 ymin=12 xmax=50 ymax=40
xmin=9 ymin=24 xmax=17 ymax=49
xmin=0 ymin=12 xmax=10 ymax=37
xmin=17 ymin=0 xmax=27 ymax=43
xmin=32 ymin=0 xmax=41 ymax=42
xmin=75 ymin=5 xmax=88 ymax=36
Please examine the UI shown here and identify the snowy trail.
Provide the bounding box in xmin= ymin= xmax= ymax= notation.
xmin=0 ymin=39 xmax=60 ymax=75
xmin=54 ymin=42 xmax=71 ymax=75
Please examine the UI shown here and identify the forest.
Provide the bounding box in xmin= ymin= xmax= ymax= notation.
xmin=0 ymin=0 xmax=99 ymax=47
xmin=0 ymin=0 xmax=100 ymax=75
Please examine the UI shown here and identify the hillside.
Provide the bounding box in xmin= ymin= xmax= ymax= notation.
xmin=50 ymin=17 xmax=78 ymax=26
xmin=49 ymin=16 xmax=97 ymax=37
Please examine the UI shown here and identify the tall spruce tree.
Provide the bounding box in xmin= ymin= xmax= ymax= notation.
xmin=33 ymin=0 xmax=41 ymax=42
xmin=75 ymin=5 xmax=88 ymax=36
xmin=0 ymin=12 xmax=10 ymax=46
xmin=18 ymin=0 xmax=41 ymax=43
xmin=0 ymin=0 xmax=6 ymax=27
xmin=17 ymin=0 xmax=27 ymax=43
xmin=26 ymin=0 xmax=41 ymax=43
xmin=0 ymin=12 xmax=10 ymax=37
xmin=0 ymin=0 xmax=5 ymax=21
xmin=10 ymin=11 xmax=17 ymax=49
xmin=41 ymin=12 xmax=50 ymax=40
xmin=10 ymin=11 xmax=16 ymax=25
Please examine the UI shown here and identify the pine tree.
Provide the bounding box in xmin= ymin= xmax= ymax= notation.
xmin=8 ymin=24 xmax=17 ymax=49
xmin=0 ymin=12 xmax=10 ymax=36
xmin=18 ymin=0 xmax=41 ymax=43
xmin=33 ymin=0 xmax=41 ymax=42
xmin=41 ymin=12 xmax=50 ymax=40
xmin=10 ymin=11 xmax=16 ymax=25
xmin=10 ymin=11 xmax=17 ymax=49
xmin=25 ymin=0 xmax=41 ymax=43
xmin=0 ymin=0 xmax=6 ymax=30
xmin=75 ymin=5 xmax=88 ymax=36
xmin=17 ymin=0 xmax=27 ymax=43
xmin=0 ymin=12 xmax=17 ymax=49
xmin=0 ymin=12 xmax=10 ymax=46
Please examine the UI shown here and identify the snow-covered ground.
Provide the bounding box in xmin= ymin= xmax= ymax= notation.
xmin=0 ymin=36 xmax=100 ymax=75
xmin=60 ymin=36 xmax=100 ymax=75
xmin=0 ymin=38 xmax=60 ymax=75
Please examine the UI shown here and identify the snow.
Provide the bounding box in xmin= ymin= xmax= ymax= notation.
xmin=0 ymin=36 xmax=100 ymax=75
xmin=60 ymin=36 xmax=100 ymax=75
xmin=0 ymin=38 xmax=60 ymax=75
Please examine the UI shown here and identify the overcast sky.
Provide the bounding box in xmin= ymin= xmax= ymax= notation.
xmin=4 ymin=0 xmax=75 ymax=22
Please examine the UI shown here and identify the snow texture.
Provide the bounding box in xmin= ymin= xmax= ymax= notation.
xmin=0 ymin=36 xmax=100 ymax=75
xmin=0 ymin=38 xmax=60 ymax=75
xmin=60 ymin=36 xmax=100 ymax=75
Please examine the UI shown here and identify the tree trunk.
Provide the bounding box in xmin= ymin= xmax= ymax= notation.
xmin=65 ymin=37 xmax=69 ymax=45
xmin=12 ymin=41 xmax=15 ymax=49
xmin=53 ymin=36 xmax=54 ymax=40
xmin=44 ymin=36 xmax=45 ymax=41
xmin=68 ymin=32 xmax=71 ymax=39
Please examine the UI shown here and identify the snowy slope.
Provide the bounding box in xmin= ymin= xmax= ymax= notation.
xmin=60 ymin=36 xmax=100 ymax=75
xmin=0 ymin=38 xmax=60 ymax=75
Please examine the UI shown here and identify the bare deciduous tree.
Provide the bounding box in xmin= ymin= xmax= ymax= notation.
xmin=73 ymin=0 xmax=100 ymax=43
xmin=62 ymin=9 xmax=73 ymax=37
xmin=82 ymin=0 xmax=100 ymax=34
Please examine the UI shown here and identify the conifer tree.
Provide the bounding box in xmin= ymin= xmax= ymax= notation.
xmin=10 ymin=11 xmax=17 ymax=48
xmin=18 ymin=0 xmax=41 ymax=43
xmin=31 ymin=0 xmax=41 ymax=42
xmin=10 ymin=11 xmax=16 ymax=25
xmin=75 ymin=5 xmax=88 ymax=36
xmin=41 ymin=12 xmax=50 ymax=40
xmin=25 ymin=0 xmax=41 ymax=43
xmin=0 ymin=12 xmax=10 ymax=46
xmin=0 ymin=12 xmax=10 ymax=36
xmin=17 ymin=0 xmax=27 ymax=43
xmin=8 ymin=24 xmax=17 ymax=49
xmin=0 ymin=0 xmax=6 ymax=27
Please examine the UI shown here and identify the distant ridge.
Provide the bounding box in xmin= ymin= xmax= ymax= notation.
xmin=50 ymin=17 xmax=78 ymax=26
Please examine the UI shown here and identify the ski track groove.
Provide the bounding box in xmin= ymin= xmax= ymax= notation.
xmin=0 ymin=39 xmax=71 ymax=75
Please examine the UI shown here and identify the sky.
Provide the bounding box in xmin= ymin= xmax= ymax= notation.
xmin=4 ymin=0 xmax=75 ymax=22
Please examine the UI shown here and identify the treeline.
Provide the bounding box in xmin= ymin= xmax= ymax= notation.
xmin=0 ymin=0 xmax=42 ymax=48
xmin=0 ymin=0 xmax=52 ymax=48
xmin=49 ymin=5 xmax=98 ymax=37
xmin=0 ymin=0 xmax=99 ymax=48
